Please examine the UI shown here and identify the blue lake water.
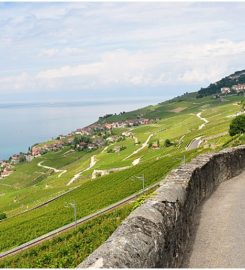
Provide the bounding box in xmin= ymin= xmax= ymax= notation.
xmin=0 ymin=98 xmax=161 ymax=160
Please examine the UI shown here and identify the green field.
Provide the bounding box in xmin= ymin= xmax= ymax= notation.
xmin=0 ymin=203 xmax=134 ymax=268
xmin=0 ymin=93 xmax=244 ymax=267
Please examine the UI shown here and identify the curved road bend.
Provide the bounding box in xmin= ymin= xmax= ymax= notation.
xmin=184 ymin=170 xmax=245 ymax=268
xmin=187 ymin=137 xmax=202 ymax=151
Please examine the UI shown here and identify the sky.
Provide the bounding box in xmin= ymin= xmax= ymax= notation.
xmin=1 ymin=2 xmax=245 ymax=103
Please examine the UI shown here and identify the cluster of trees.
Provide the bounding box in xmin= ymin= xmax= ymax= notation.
xmin=72 ymin=135 xmax=92 ymax=149
xmin=229 ymin=115 xmax=245 ymax=136
xmin=148 ymin=139 xmax=174 ymax=148
xmin=19 ymin=153 xmax=27 ymax=163
xmin=107 ymin=145 xmax=127 ymax=153
xmin=98 ymin=114 xmax=113 ymax=121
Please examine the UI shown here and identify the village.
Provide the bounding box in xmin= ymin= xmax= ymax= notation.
xmin=0 ymin=118 xmax=152 ymax=179
xmin=221 ymin=83 xmax=245 ymax=95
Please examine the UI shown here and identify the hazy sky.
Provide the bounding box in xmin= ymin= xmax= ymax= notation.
xmin=1 ymin=2 xmax=245 ymax=102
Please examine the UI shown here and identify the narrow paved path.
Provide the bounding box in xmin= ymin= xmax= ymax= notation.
xmin=196 ymin=112 xmax=209 ymax=130
xmin=38 ymin=161 xmax=67 ymax=178
xmin=91 ymin=157 xmax=141 ymax=179
xmin=66 ymin=155 xmax=97 ymax=186
xmin=124 ymin=133 xmax=153 ymax=160
xmin=187 ymin=136 xmax=202 ymax=151
xmin=184 ymin=170 xmax=245 ymax=268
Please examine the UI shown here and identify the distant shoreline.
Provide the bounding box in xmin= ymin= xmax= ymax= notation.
xmin=0 ymin=97 xmax=165 ymax=109
xmin=0 ymin=98 xmax=163 ymax=161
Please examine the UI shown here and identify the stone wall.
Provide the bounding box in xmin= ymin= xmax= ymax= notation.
xmin=79 ymin=146 xmax=245 ymax=268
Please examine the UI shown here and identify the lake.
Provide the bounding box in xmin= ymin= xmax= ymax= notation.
xmin=0 ymin=98 xmax=161 ymax=160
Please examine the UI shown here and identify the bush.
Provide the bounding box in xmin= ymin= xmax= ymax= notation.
xmin=120 ymin=146 xmax=127 ymax=151
xmin=229 ymin=115 xmax=245 ymax=136
xmin=0 ymin=213 xmax=7 ymax=221
xmin=164 ymin=139 xmax=173 ymax=147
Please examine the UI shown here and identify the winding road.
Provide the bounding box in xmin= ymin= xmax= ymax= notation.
xmin=124 ymin=133 xmax=153 ymax=160
xmin=186 ymin=112 xmax=209 ymax=150
xmin=66 ymin=155 xmax=97 ymax=186
xmin=38 ymin=161 xmax=67 ymax=178
xmin=186 ymin=137 xmax=203 ymax=151
xmin=184 ymin=170 xmax=245 ymax=268
xmin=196 ymin=112 xmax=209 ymax=130
xmin=92 ymin=157 xmax=141 ymax=179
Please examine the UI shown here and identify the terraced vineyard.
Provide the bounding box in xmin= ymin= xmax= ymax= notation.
xmin=0 ymin=204 xmax=134 ymax=268
xmin=0 ymin=92 xmax=245 ymax=267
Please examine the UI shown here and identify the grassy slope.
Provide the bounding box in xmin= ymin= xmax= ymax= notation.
xmin=0 ymin=149 xmax=96 ymax=216
xmin=0 ymin=94 xmax=244 ymax=256
xmin=0 ymin=204 xmax=134 ymax=268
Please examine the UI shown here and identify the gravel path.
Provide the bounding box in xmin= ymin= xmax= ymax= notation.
xmin=184 ymin=170 xmax=245 ymax=268
xmin=124 ymin=133 xmax=153 ymax=160
xmin=37 ymin=161 xmax=67 ymax=178
xmin=196 ymin=112 xmax=209 ymax=130
xmin=66 ymin=155 xmax=96 ymax=186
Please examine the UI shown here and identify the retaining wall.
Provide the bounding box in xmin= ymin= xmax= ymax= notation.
xmin=79 ymin=145 xmax=245 ymax=268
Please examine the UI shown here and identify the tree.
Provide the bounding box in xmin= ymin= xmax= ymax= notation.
xmin=0 ymin=213 xmax=7 ymax=221
xmin=164 ymin=139 xmax=173 ymax=147
xmin=229 ymin=115 xmax=245 ymax=136
xmin=19 ymin=153 xmax=26 ymax=163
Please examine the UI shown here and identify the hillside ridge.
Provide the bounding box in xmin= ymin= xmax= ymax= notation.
xmin=197 ymin=69 xmax=245 ymax=97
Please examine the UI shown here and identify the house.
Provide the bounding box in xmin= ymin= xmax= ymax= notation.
xmin=106 ymin=136 xmax=118 ymax=143
xmin=122 ymin=131 xmax=132 ymax=137
xmin=94 ymin=138 xmax=106 ymax=147
xmin=117 ymin=122 xmax=128 ymax=128
xmin=105 ymin=123 xmax=113 ymax=130
xmin=78 ymin=142 xmax=87 ymax=150
xmin=0 ymin=161 xmax=12 ymax=178
xmin=88 ymin=144 xmax=97 ymax=150
xmin=113 ymin=146 xmax=121 ymax=153
xmin=25 ymin=154 xmax=34 ymax=162
xmin=143 ymin=118 xmax=150 ymax=125
xmin=232 ymin=84 xmax=245 ymax=93
xmin=0 ymin=162 xmax=11 ymax=169
xmin=67 ymin=138 xmax=74 ymax=144
xmin=1 ymin=168 xmax=12 ymax=178
xmin=11 ymin=155 xmax=20 ymax=165
xmin=75 ymin=128 xmax=90 ymax=136
xmin=57 ymin=135 xmax=66 ymax=140
xmin=32 ymin=147 xmax=41 ymax=156
xmin=151 ymin=143 xmax=160 ymax=149
xmin=221 ymin=87 xmax=231 ymax=94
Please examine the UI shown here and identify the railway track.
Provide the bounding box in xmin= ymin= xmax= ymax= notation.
xmin=0 ymin=182 xmax=160 ymax=260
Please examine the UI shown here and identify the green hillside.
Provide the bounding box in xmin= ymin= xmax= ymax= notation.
xmin=0 ymin=87 xmax=245 ymax=267
xmin=197 ymin=70 xmax=245 ymax=97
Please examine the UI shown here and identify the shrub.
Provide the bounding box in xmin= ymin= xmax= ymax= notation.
xmin=164 ymin=139 xmax=173 ymax=147
xmin=229 ymin=115 xmax=245 ymax=136
xmin=120 ymin=146 xmax=127 ymax=151
xmin=0 ymin=213 xmax=7 ymax=221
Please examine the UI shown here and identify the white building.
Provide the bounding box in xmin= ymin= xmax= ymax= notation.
xmin=221 ymin=87 xmax=231 ymax=94
xmin=232 ymin=84 xmax=245 ymax=93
